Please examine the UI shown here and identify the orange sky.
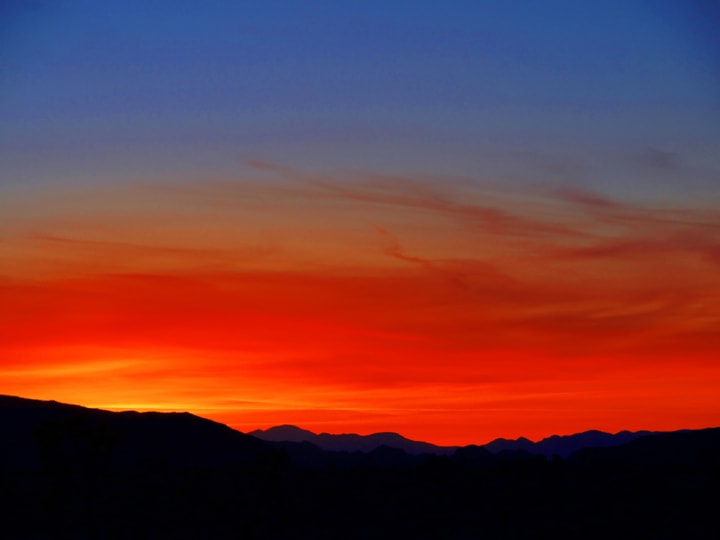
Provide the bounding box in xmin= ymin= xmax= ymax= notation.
xmin=2 ymin=168 xmax=719 ymax=446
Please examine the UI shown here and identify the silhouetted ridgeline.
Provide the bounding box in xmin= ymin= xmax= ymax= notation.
xmin=250 ymin=424 xmax=458 ymax=455
xmin=251 ymin=424 xmax=652 ymax=457
xmin=1 ymin=395 xmax=718 ymax=539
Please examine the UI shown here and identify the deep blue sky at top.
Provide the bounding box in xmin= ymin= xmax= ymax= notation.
xmin=1 ymin=0 xmax=719 ymax=202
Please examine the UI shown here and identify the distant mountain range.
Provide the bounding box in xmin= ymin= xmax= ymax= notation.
xmin=2 ymin=394 xmax=719 ymax=539
xmin=249 ymin=424 xmax=458 ymax=455
xmin=483 ymin=429 xmax=655 ymax=457
xmin=0 ymin=394 xmax=676 ymax=461
xmin=250 ymin=424 xmax=655 ymax=458
xmin=0 ymin=394 xmax=685 ymax=461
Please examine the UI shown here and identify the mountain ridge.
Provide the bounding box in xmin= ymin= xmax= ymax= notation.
xmin=249 ymin=424 xmax=458 ymax=455
xmin=250 ymin=423 xmax=658 ymax=457
xmin=2 ymin=394 xmax=719 ymax=539
xmin=0 ymin=394 xmax=677 ymax=458
xmin=0 ymin=394 xmax=270 ymax=470
xmin=483 ymin=428 xmax=656 ymax=457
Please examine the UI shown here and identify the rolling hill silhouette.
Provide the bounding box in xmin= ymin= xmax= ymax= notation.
xmin=2 ymin=394 xmax=718 ymax=539
xmin=483 ymin=429 xmax=653 ymax=457
xmin=252 ymin=424 xmax=654 ymax=458
xmin=0 ymin=394 xmax=270 ymax=470
xmin=250 ymin=424 xmax=458 ymax=454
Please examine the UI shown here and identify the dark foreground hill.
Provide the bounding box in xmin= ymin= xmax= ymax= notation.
xmin=1 ymin=395 xmax=718 ymax=539
xmin=0 ymin=395 xmax=270 ymax=470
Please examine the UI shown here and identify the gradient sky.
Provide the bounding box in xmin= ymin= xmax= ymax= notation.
xmin=2 ymin=0 xmax=720 ymax=446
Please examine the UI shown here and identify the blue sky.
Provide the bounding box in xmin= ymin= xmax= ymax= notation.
xmin=1 ymin=0 xmax=719 ymax=202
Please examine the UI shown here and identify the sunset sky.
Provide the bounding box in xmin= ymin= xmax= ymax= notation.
xmin=2 ymin=0 xmax=720 ymax=446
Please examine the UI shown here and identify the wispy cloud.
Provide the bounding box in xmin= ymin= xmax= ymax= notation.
xmin=3 ymin=165 xmax=719 ymax=444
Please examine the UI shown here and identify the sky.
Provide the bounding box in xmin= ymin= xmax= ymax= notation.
xmin=1 ymin=0 xmax=719 ymax=446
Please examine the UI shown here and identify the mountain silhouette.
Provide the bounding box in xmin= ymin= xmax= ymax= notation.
xmin=250 ymin=424 xmax=458 ymax=455
xmin=2 ymin=394 xmax=718 ymax=539
xmin=251 ymin=424 xmax=653 ymax=458
xmin=484 ymin=429 xmax=653 ymax=457
xmin=0 ymin=394 xmax=271 ymax=470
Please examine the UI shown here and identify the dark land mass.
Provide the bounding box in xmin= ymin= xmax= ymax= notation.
xmin=1 ymin=395 xmax=719 ymax=539
xmin=250 ymin=424 xmax=458 ymax=455
xmin=251 ymin=424 xmax=653 ymax=457
xmin=483 ymin=429 xmax=654 ymax=457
